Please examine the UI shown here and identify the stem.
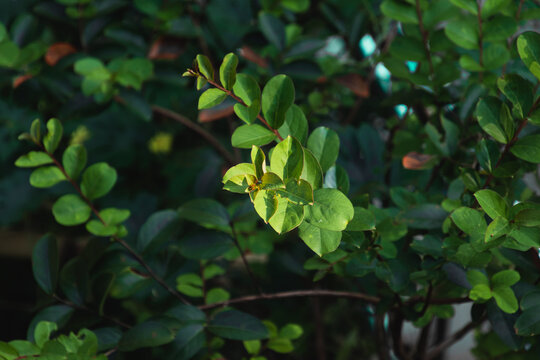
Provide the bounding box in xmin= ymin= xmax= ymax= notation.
xmin=151 ymin=104 xmax=237 ymax=165
xmin=477 ymin=1 xmax=484 ymax=80
xmin=414 ymin=319 xmax=433 ymax=360
xmin=484 ymin=95 xmax=540 ymax=188
xmin=230 ymin=223 xmax=264 ymax=295
xmin=375 ymin=313 xmax=391 ymax=360
xmin=41 ymin=146 xmax=191 ymax=305
xmin=418 ymin=283 xmax=433 ymax=316
xmin=312 ymin=296 xmax=327 ymax=360
xmin=53 ymin=295 xmax=131 ymax=329
xmin=415 ymin=0 xmax=435 ymax=82
xmin=425 ymin=319 xmax=483 ymax=360
xmin=198 ymin=289 xmax=381 ymax=310
xmin=191 ymin=70 xmax=284 ymax=141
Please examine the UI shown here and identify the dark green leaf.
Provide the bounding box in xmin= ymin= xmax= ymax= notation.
xmin=497 ymin=74 xmax=534 ymax=119
xmin=259 ymin=12 xmax=286 ymax=50
xmin=178 ymin=198 xmax=230 ymax=230
xmin=510 ymin=134 xmax=540 ymax=163
xmin=208 ymin=310 xmax=269 ymax=340
xmin=32 ymin=234 xmax=59 ymax=295
xmin=474 ymin=189 xmax=509 ymax=219
xmin=307 ymin=127 xmax=340 ymax=172
xmin=261 ymin=75 xmax=295 ymax=129
xmin=119 ymin=321 xmax=175 ymax=351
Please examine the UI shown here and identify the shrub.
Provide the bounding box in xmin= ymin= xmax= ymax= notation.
xmin=3 ymin=0 xmax=540 ymax=359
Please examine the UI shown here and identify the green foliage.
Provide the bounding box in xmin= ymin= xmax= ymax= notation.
xmin=5 ymin=0 xmax=540 ymax=359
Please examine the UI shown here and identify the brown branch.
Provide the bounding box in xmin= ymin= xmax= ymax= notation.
xmin=52 ymin=295 xmax=131 ymax=329
xmin=415 ymin=0 xmax=434 ymax=82
xmin=484 ymin=95 xmax=540 ymax=188
xmin=477 ymin=2 xmax=484 ymax=80
xmin=230 ymin=223 xmax=264 ymax=295
xmin=151 ymin=104 xmax=237 ymax=165
xmin=425 ymin=319 xmax=483 ymax=360
xmin=41 ymin=146 xmax=191 ymax=305
xmin=414 ymin=319 xmax=433 ymax=360
xmin=198 ymin=289 xmax=381 ymax=310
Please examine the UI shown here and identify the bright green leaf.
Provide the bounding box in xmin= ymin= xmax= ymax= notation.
xmin=52 ymin=194 xmax=92 ymax=226
xmin=80 ymin=162 xmax=117 ymax=200
xmin=261 ymin=75 xmax=295 ymax=129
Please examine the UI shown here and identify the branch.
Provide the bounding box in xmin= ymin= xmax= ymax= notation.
xmin=230 ymin=223 xmax=264 ymax=295
xmin=41 ymin=146 xmax=191 ymax=305
xmin=425 ymin=319 xmax=483 ymax=360
xmin=415 ymin=0 xmax=435 ymax=81
xmin=198 ymin=289 xmax=381 ymax=310
xmin=151 ymin=104 xmax=237 ymax=165
xmin=484 ymin=95 xmax=540 ymax=188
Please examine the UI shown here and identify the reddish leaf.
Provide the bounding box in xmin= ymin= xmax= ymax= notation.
xmin=402 ymin=152 xmax=435 ymax=170
xmin=13 ymin=74 xmax=32 ymax=88
xmin=337 ymin=74 xmax=369 ymax=98
xmin=199 ymin=105 xmax=235 ymax=123
xmin=45 ymin=43 xmax=76 ymax=66
xmin=147 ymin=37 xmax=184 ymax=60
xmin=239 ymin=46 xmax=268 ymax=68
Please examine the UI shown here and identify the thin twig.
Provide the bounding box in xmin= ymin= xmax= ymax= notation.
xmin=230 ymin=223 xmax=264 ymax=295
xmin=425 ymin=319 xmax=483 ymax=360
xmin=415 ymin=0 xmax=435 ymax=82
xmin=198 ymin=289 xmax=381 ymax=310
xmin=414 ymin=319 xmax=433 ymax=360
xmin=151 ymin=104 xmax=237 ymax=165
xmin=477 ymin=1 xmax=484 ymax=81
xmin=484 ymin=95 xmax=540 ymax=188
xmin=41 ymin=146 xmax=191 ymax=305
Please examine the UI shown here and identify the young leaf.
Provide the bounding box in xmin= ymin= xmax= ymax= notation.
xmin=32 ymin=234 xmax=59 ymax=295
xmin=208 ymin=310 xmax=269 ymax=340
xmin=233 ymin=74 xmax=261 ymax=106
xmin=219 ymin=52 xmax=238 ymax=90
xmin=15 ymin=151 xmax=53 ymax=168
xmin=492 ymin=270 xmax=520 ymax=288
xmin=270 ymin=136 xmax=304 ymax=180
xmin=86 ymin=220 xmax=118 ymax=236
xmin=261 ymin=75 xmax=295 ymax=129
xmin=30 ymin=118 xmax=41 ymax=142
xmin=34 ymin=321 xmax=58 ymax=348
xmin=268 ymin=197 xmax=304 ymax=234
xmin=307 ymin=127 xmax=340 ymax=172
xmin=304 ymin=188 xmax=354 ymax=231
xmin=62 ymin=144 xmax=87 ymax=180
xmin=450 ymin=207 xmax=486 ymax=235
xmin=234 ymin=100 xmax=261 ymax=124
xmin=298 ymin=221 xmax=342 ymax=256
xmin=278 ymin=105 xmax=308 ymax=144
xmin=198 ymin=88 xmax=227 ymax=109
xmin=253 ymin=190 xmax=278 ymax=223
xmin=300 ymin=149 xmax=323 ymax=190
xmin=100 ymin=208 xmax=131 ymax=225
xmin=196 ymin=54 xmax=214 ymax=80
xmin=52 ymin=194 xmax=92 ymax=226
xmin=251 ymin=145 xmax=266 ymax=179
xmin=485 ymin=216 xmax=510 ymax=243
xmin=277 ymin=179 xmax=314 ymax=205
xmin=43 ymin=118 xmax=63 ymax=153
xmin=29 ymin=166 xmax=66 ymax=188
xmin=80 ymin=162 xmax=117 ymax=200
xmin=474 ymin=189 xmax=509 ymax=219
xmin=231 ymin=124 xmax=276 ymax=149
xmin=492 ymin=287 xmax=519 ymax=314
